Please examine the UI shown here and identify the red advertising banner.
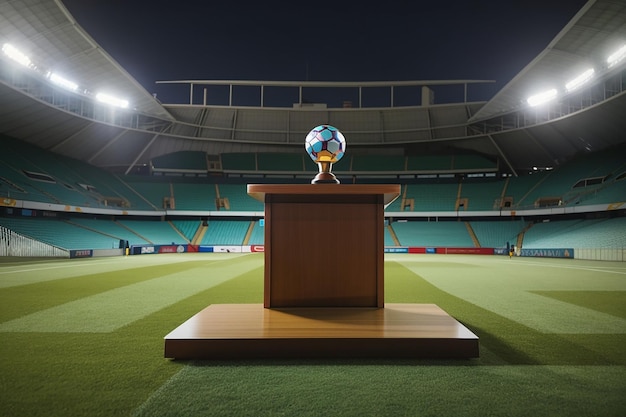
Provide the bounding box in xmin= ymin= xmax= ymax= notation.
xmin=406 ymin=247 xmax=494 ymax=255
xmin=438 ymin=247 xmax=494 ymax=255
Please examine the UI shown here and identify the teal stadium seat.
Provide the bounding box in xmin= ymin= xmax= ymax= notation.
xmin=0 ymin=217 xmax=122 ymax=250
xmin=470 ymin=220 xmax=526 ymax=248
xmin=391 ymin=221 xmax=474 ymax=247
xmin=201 ymin=220 xmax=250 ymax=245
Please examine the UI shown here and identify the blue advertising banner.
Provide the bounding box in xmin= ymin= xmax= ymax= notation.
xmin=384 ymin=247 xmax=409 ymax=253
xmin=520 ymin=248 xmax=574 ymax=258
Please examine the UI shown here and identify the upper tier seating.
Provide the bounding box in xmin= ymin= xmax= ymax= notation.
xmin=523 ymin=218 xmax=626 ymax=249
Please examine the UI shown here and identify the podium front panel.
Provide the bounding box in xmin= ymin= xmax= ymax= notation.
xmin=267 ymin=196 xmax=381 ymax=307
xmin=248 ymin=184 xmax=399 ymax=308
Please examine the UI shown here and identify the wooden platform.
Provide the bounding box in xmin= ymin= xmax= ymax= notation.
xmin=164 ymin=304 xmax=479 ymax=359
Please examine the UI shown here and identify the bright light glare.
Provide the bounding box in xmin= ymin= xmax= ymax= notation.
xmin=96 ymin=92 xmax=129 ymax=108
xmin=527 ymin=89 xmax=557 ymax=107
xmin=2 ymin=43 xmax=31 ymax=67
xmin=49 ymin=72 xmax=78 ymax=91
xmin=607 ymin=44 xmax=626 ymax=67
xmin=565 ymin=68 xmax=595 ymax=92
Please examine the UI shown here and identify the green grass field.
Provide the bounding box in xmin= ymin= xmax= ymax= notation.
xmin=1 ymin=253 xmax=625 ymax=417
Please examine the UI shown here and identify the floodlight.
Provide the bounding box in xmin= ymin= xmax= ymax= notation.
xmin=2 ymin=43 xmax=31 ymax=67
xmin=607 ymin=44 xmax=626 ymax=68
xmin=526 ymin=88 xmax=557 ymax=107
xmin=96 ymin=92 xmax=129 ymax=108
xmin=565 ymin=68 xmax=594 ymax=92
xmin=48 ymin=72 xmax=78 ymax=92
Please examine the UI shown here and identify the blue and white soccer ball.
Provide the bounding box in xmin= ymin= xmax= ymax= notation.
xmin=304 ymin=125 xmax=346 ymax=163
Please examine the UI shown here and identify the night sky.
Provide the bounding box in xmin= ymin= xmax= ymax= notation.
xmin=61 ymin=0 xmax=588 ymax=104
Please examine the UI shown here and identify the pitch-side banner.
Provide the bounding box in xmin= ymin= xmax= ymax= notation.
xmin=520 ymin=248 xmax=574 ymax=258
xmin=70 ymin=249 xmax=93 ymax=258
xmin=213 ymin=246 xmax=243 ymax=253
xmin=384 ymin=247 xmax=409 ymax=253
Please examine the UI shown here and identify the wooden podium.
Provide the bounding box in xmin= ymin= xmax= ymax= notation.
xmin=247 ymin=184 xmax=400 ymax=308
xmin=163 ymin=183 xmax=480 ymax=360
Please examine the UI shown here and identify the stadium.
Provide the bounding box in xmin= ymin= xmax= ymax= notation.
xmin=1 ymin=1 xmax=625 ymax=416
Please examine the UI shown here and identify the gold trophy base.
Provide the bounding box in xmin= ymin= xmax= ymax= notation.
xmin=312 ymin=161 xmax=340 ymax=184
xmin=311 ymin=171 xmax=339 ymax=184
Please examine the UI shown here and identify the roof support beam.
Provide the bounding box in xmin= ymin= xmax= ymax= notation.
xmin=522 ymin=128 xmax=558 ymax=167
xmin=124 ymin=125 xmax=173 ymax=175
xmin=487 ymin=134 xmax=517 ymax=177
xmin=88 ymin=129 xmax=129 ymax=163
xmin=48 ymin=122 xmax=91 ymax=152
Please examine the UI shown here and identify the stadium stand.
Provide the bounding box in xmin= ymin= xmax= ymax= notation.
xmin=0 ymin=217 xmax=121 ymax=250
xmin=171 ymin=220 xmax=202 ymax=242
xmin=247 ymin=220 xmax=265 ymax=245
xmin=67 ymin=218 xmax=150 ymax=247
xmin=578 ymin=176 xmax=626 ymax=206
xmin=116 ymin=219 xmax=189 ymax=244
xmin=522 ymin=217 xmax=626 ymax=249
xmin=216 ymin=184 xmax=264 ymax=211
xmin=201 ymin=220 xmax=250 ymax=245
xmin=406 ymin=155 xmax=453 ymax=171
xmin=123 ymin=178 xmax=172 ymax=209
xmin=351 ymin=155 xmax=405 ymax=172
xmin=459 ymin=180 xmax=506 ymax=211
xmin=501 ymin=173 xmax=547 ymax=210
xmin=170 ymin=183 xmax=217 ymax=210
xmin=517 ymin=148 xmax=626 ymax=209
xmin=257 ymin=153 xmax=305 ymax=172
xmin=151 ymin=151 xmax=208 ymax=174
xmin=469 ymin=220 xmax=527 ymax=248
xmin=221 ymin=153 xmax=257 ymax=171
xmin=404 ymin=182 xmax=460 ymax=211
xmin=391 ymin=221 xmax=475 ymax=247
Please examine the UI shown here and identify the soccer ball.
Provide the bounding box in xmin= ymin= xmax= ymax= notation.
xmin=304 ymin=125 xmax=346 ymax=163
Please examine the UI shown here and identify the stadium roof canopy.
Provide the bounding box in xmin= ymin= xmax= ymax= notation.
xmin=0 ymin=0 xmax=625 ymax=175
xmin=0 ymin=0 xmax=173 ymax=121
xmin=470 ymin=0 xmax=626 ymax=122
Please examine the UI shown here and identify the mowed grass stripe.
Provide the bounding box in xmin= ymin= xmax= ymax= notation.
xmin=0 ymin=255 xmax=263 ymax=333
xmin=396 ymin=256 xmax=626 ymax=334
xmin=0 ymin=267 xmax=265 ymax=417
xmin=385 ymin=261 xmax=626 ymax=365
xmin=0 ymin=255 xmax=209 ymax=288
xmin=531 ymin=290 xmax=626 ymax=319
xmin=0 ymin=261 xmax=214 ymax=322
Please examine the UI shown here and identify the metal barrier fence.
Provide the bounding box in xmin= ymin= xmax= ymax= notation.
xmin=0 ymin=225 xmax=68 ymax=258
xmin=574 ymin=248 xmax=626 ymax=262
